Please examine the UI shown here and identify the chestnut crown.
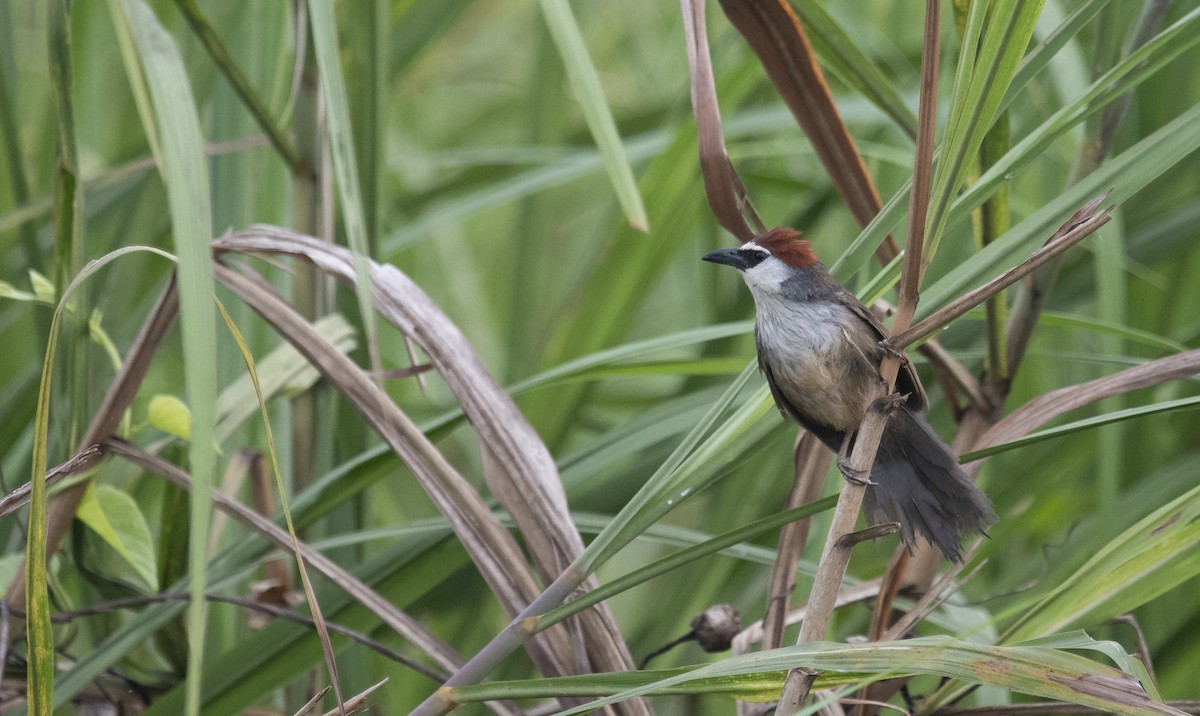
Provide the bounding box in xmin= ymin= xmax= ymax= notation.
xmin=753 ymin=227 xmax=819 ymax=269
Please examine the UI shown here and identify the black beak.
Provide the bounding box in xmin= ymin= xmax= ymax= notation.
xmin=702 ymin=247 xmax=754 ymax=271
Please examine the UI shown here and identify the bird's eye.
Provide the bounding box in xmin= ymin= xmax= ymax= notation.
xmin=738 ymin=249 xmax=768 ymax=269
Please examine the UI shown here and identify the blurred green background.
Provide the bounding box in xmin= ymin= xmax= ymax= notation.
xmin=2 ymin=0 xmax=1199 ymax=713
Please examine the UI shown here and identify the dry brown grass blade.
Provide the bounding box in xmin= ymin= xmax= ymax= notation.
xmin=890 ymin=0 xmax=941 ymax=348
xmin=318 ymin=678 xmax=389 ymax=716
xmin=717 ymin=0 xmax=898 ymax=261
xmin=681 ymin=0 xmax=764 ymax=242
xmin=971 ymin=348 xmax=1200 ymax=460
xmin=892 ymin=193 xmax=1113 ymax=351
xmin=215 ymin=228 xmax=643 ymax=689
xmin=5 ymin=278 xmax=179 ymax=610
xmin=211 ymin=262 xmax=587 ymax=684
xmin=761 ymin=432 xmax=831 ymax=652
xmin=103 ymin=437 xmax=470 ymax=677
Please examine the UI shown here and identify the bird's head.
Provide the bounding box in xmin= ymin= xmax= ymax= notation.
xmin=702 ymin=227 xmax=821 ymax=296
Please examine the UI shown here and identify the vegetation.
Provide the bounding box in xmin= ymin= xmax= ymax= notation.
xmin=1 ymin=0 xmax=1198 ymax=714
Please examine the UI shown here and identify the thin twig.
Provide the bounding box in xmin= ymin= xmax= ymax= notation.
xmin=1107 ymin=614 xmax=1157 ymax=685
xmin=293 ymin=687 xmax=332 ymax=716
xmin=319 ymin=678 xmax=388 ymax=716
xmin=836 ymin=523 xmax=900 ymax=549
xmin=0 ymin=445 xmax=105 ymax=520
xmin=10 ymin=592 xmax=445 ymax=682
xmin=882 ymin=547 xmax=984 ymax=642
xmin=732 ymin=579 xmax=883 ymax=655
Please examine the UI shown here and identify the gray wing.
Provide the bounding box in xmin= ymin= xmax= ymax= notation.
xmin=831 ymin=287 xmax=928 ymax=411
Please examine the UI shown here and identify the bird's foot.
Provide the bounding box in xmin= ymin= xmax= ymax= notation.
xmin=877 ymin=337 xmax=909 ymax=364
xmin=871 ymin=391 xmax=908 ymax=415
xmin=837 ymin=456 xmax=875 ymax=486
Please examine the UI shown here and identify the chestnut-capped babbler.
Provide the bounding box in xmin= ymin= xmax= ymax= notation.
xmin=703 ymin=227 xmax=995 ymax=562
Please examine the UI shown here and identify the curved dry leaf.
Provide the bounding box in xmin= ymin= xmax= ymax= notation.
xmin=971 ymin=348 xmax=1200 ymax=462
xmin=212 ymin=262 xmax=585 ymax=682
xmin=681 ymin=0 xmax=762 ymax=242
xmin=215 ymin=228 xmax=643 ymax=687
xmin=717 ymin=0 xmax=897 ymax=261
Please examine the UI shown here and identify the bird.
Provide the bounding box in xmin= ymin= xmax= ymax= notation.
xmin=703 ymin=227 xmax=995 ymax=562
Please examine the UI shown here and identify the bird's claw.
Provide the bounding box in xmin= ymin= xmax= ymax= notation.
xmin=878 ymin=338 xmax=908 ymax=364
xmin=874 ymin=391 xmax=908 ymax=412
xmin=837 ymin=456 xmax=875 ymax=486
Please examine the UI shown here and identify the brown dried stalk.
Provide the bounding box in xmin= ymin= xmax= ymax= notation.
xmin=717 ymin=0 xmax=898 ymax=261
xmin=212 ymin=262 xmax=582 ymax=683
xmin=681 ymin=0 xmax=764 ymax=242
xmin=761 ymin=433 xmax=832 ymax=652
xmin=777 ymin=3 xmax=942 ymax=710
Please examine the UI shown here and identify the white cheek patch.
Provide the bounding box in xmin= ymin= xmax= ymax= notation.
xmin=741 ymin=255 xmax=793 ymax=293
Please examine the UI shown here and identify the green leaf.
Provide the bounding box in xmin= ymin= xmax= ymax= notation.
xmin=148 ymin=394 xmax=192 ymax=441
xmin=29 ymin=269 xmax=56 ymax=304
xmin=77 ymin=484 xmax=159 ymax=592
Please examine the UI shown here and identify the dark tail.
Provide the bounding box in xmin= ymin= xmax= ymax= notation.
xmin=865 ymin=405 xmax=996 ymax=562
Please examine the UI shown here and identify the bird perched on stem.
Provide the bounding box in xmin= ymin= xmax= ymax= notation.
xmin=703 ymin=227 xmax=995 ymax=562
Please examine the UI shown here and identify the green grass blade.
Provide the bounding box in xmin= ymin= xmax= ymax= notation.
xmin=539 ymin=496 xmax=836 ymax=628
xmin=921 ymin=99 xmax=1200 ymax=315
xmin=962 ymin=394 xmax=1200 ymax=461
xmin=307 ymin=0 xmax=380 ymax=371
xmin=1005 ymin=481 xmax=1200 ymax=643
xmin=538 ymin=0 xmax=648 ymax=231
xmin=575 ymin=364 xmax=779 ymax=572
xmin=546 ymin=636 xmax=1163 ymax=716
xmin=119 ymin=3 xmax=217 ymax=713
xmin=925 ymin=0 xmax=1044 ymax=264
xmin=999 ymin=0 xmax=1112 ymax=115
